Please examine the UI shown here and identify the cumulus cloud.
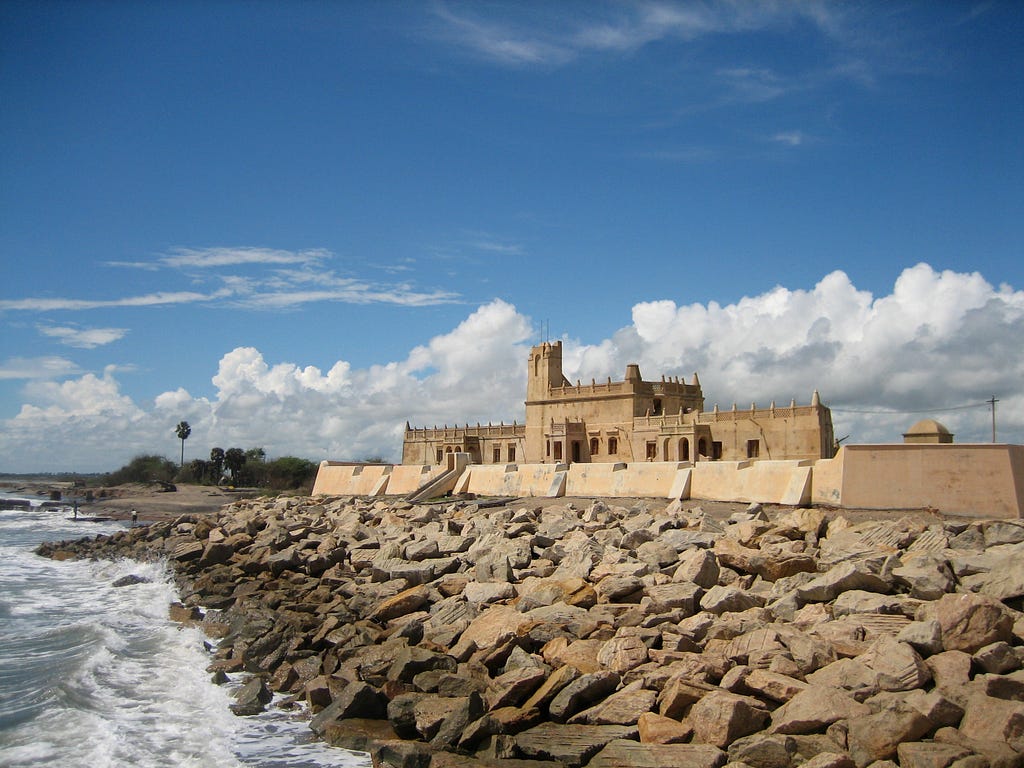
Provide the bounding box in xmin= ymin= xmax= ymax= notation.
xmin=1 ymin=265 xmax=1021 ymax=473
xmin=37 ymin=324 xmax=128 ymax=348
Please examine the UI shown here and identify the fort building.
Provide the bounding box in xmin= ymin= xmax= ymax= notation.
xmin=402 ymin=341 xmax=835 ymax=466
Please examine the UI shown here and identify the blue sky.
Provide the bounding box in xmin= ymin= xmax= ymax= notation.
xmin=1 ymin=1 xmax=1022 ymax=473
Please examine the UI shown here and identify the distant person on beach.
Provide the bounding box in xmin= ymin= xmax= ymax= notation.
xmin=131 ymin=509 xmax=138 ymax=526
xmin=73 ymin=501 xmax=78 ymax=519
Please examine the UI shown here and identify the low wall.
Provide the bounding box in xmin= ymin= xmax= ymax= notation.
xmin=812 ymin=444 xmax=1024 ymax=518
xmin=690 ymin=460 xmax=814 ymax=506
xmin=385 ymin=464 xmax=446 ymax=496
xmin=312 ymin=462 xmax=395 ymax=497
xmin=565 ymin=462 xmax=687 ymax=499
xmin=312 ymin=445 xmax=1024 ymax=517
xmin=455 ymin=463 xmax=567 ymax=498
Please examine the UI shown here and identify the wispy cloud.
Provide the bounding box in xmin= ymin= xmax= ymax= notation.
xmin=107 ymin=246 xmax=330 ymax=270
xmin=0 ymin=356 xmax=82 ymax=380
xmin=37 ymin=324 xmax=129 ymax=348
xmin=431 ymin=1 xmax=851 ymax=67
xmin=770 ymin=130 xmax=808 ymax=147
xmin=3 ymin=247 xmax=460 ymax=314
xmin=0 ymin=291 xmax=225 ymax=312
xmin=160 ymin=246 xmax=330 ymax=269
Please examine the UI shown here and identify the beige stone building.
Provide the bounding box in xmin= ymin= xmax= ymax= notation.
xmin=403 ymin=341 xmax=835 ymax=466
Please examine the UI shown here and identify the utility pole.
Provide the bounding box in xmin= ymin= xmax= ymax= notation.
xmin=989 ymin=395 xmax=999 ymax=443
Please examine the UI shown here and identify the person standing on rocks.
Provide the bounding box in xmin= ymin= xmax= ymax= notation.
xmin=130 ymin=509 xmax=138 ymax=526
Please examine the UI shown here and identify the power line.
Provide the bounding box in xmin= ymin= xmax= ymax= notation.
xmin=828 ymin=400 xmax=992 ymax=415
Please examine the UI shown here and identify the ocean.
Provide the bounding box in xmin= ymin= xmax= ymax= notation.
xmin=0 ymin=497 xmax=371 ymax=768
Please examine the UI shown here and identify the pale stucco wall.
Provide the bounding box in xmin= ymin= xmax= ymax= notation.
xmin=689 ymin=460 xmax=814 ymax=506
xmin=565 ymin=461 xmax=687 ymax=498
xmin=313 ymin=445 xmax=1024 ymax=518
xmin=811 ymin=444 xmax=1024 ymax=518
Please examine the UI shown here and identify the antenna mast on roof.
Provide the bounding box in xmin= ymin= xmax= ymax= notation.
xmin=989 ymin=395 xmax=999 ymax=442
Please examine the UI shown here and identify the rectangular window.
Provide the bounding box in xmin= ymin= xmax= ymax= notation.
xmin=493 ymin=447 xmax=501 ymax=463
xmin=436 ymin=448 xmax=443 ymax=463
xmin=646 ymin=441 xmax=657 ymax=460
xmin=747 ymin=439 xmax=760 ymax=458
xmin=608 ymin=437 xmax=618 ymax=454
xmin=508 ymin=444 xmax=516 ymax=462
xmin=713 ymin=441 xmax=723 ymax=460
xmin=553 ymin=442 xmax=563 ymax=460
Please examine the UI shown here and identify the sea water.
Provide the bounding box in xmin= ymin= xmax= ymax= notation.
xmin=0 ymin=498 xmax=371 ymax=768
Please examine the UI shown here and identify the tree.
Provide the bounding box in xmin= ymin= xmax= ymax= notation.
xmin=209 ymin=447 xmax=225 ymax=483
xmin=224 ymin=447 xmax=246 ymax=482
xmin=175 ymin=421 xmax=191 ymax=467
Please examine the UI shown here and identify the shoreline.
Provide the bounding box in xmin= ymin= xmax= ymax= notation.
xmin=35 ymin=492 xmax=1024 ymax=768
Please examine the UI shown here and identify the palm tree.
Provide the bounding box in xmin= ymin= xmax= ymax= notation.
xmin=175 ymin=421 xmax=191 ymax=467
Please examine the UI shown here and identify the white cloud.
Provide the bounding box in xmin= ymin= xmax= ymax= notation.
xmin=433 ymin=2 xmax=850 ymax=66
xmin=159 ymin=246 xmax=331 ymax=269
xmin=0 ymin=291 xmax=225 ymax=312
xmin=771 ymin=130 xmax=807 ymax=146
xmin=37 ymin=324 xmax=128 ymax=348
xmin=2 ymin=266 xmax=1022 ymax=473
xmin=0 ymin=356 xmax=82 ymax=380
xmin=0 ymin=246 xmax=459 ymax=315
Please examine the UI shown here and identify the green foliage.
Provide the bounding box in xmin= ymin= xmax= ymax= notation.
xmin=104 ymin=454 xmax=178 ymax=486
xmin=209 ymin=447 xmax=225 ymax=482
xmin=224 ymin=447 xmax=246 ymax=478
xmin=264 ymin=456 xmax=318 ymax=491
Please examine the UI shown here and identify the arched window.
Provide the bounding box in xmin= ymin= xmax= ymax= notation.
xmin=590 ymin=437 xmax=599 ymax=456
xmin=608 ymin=437 xmax=618 ymax=455
xmin=680 ymin=438 xmax=689 ymax=461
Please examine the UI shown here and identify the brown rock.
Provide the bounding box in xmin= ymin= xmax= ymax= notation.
xmin=596 ymin=634 xmax=650 ymax=675
xmin=588 ymin=739 xmax=727 ymax=768
xmin=637 ymin=711 xmax=693 ymax=744
xmin=487 ymin=666 xmax=548 ymax=711
xmin=687 ymin=691 xmax=770 ymax=748
xmin=959 ymin=693 xmax=1024 ymax=744
xmin=845 ymin=704 xmax=931 ymax=768
xmin=770 ymin=686 xmax=872 ymax=735
xmin=368 ymin=585 xmax=430 ymax=624
xmin=896 ymin=741 xmax=971 ymax=768
xmin=514 ymin=723 xmax=638 ymax=767
xmin=568 ymin=680 xmax=657 ymax=725
xmin=932 ymin=593 xmax=1013 ymax=654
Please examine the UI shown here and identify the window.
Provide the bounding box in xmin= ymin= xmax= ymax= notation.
xmin=493 ymin=447 xmax=501 ymax=463
xmin=553 ymin=441 xmax=563 ymax=460
xmin=698 ymin=438 xmax=707 ymax=457
xmin=746 ymin=439 xmax=760 ymax=459
xmin=646 ymin=441 xmax=657 ymax=460
xmin=608 ymin=437 xmax=618 ymax=455
xmin=713 ymin=441 xmax=723 ymax=460
xmin=590 ymin=437 xmax=599 ymax=456
xmin=546 ymin=440 xmax=551 ymax=457
xmin=680 ymin=438 xmax=689 ymax=461
xmin=508 ymin=444 xmax=516 ymax=462
xmin=653 ymin=398 xmax=662 ymax=416
xmin=436 ymin=448 xmax=443 ymax=463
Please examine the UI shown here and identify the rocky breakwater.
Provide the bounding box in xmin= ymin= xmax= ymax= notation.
xmin=37 ymin=496 xmax=1024 ymax=768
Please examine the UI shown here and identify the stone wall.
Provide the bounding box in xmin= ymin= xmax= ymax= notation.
xmin=314 ymin=445 xmax=1024 ymax=518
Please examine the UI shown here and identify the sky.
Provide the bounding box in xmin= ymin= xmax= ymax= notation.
xmin=0 ymin=1 xmax=1022 ymax=474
